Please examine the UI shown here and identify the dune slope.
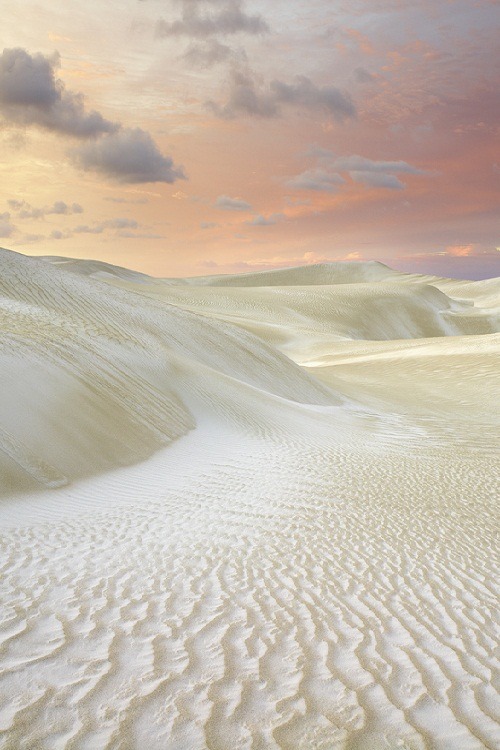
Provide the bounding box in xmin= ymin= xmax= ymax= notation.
xmin=0 ymin=249 xmax=499 ymax=750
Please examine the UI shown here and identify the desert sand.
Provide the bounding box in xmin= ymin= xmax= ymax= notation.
xmin=0 ymin=247 xmax=499 ymax=749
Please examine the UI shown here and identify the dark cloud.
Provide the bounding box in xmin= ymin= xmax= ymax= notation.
xmin=0 ymin=48 xmax=117 ymax=137
xmin=72 ymin=128 xmax=186 ymax=184
xmin=156 ymin=0 xmax=269 ymax=39
xmin=354 ymin=67 xmax=376 ymax=84
xmin=208 ymin=69 xmax=356 ymax=120
xmin=8 ymin=199 xmax=83 ymax=219
xmin=215 ymin=194 xmax=252 ymax=211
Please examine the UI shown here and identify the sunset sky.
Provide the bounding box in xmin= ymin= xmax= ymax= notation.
xmin=0 ymin=0 xmax=498 ymax=278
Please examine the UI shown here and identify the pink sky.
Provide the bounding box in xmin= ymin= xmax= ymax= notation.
xmin=0 ymin=0 xmax=498 ymax=279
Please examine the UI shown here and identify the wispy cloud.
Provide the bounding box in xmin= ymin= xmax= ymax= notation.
xmin=289 ymin=149 xmax=431 ymax=192
xmin=156 ymin=0 xmax=269 ymax=39
xmin=8 ymin=199 xmax=83 ymax=219
xmin=183 ymin=39 xmax=247 ymax=68
xmin=74 ymin=217 xmax=139 ymax=234
xmin=246 ymin=213 xmax=284 ymax=226
xmin=287 ymin=170 xmax=345 ymax=193
xmin=0 ymin=218 xmax=15 ymax=237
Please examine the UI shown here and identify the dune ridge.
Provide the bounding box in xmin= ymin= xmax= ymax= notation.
xmin=0 ymin=248 xmax=499 ymax=749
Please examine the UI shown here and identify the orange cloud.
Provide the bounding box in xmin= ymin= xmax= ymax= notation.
xmin=446 ymin=244 xmax=474 ymax=257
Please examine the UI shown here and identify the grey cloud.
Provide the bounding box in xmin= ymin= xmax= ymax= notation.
xmin=290 ymin=149 xmax=430 ymax=192
xmin=104 ymin=196 xmax=149 ymax=204
xmin=0 ymin=48 xmax=117 ymax=137
xmin=270 ymin=77 xmax=356 ymax=121
xmin=72 ymin=128 xmax=186 ymax=184
xmin=106 ymin=217 xmax=139 ymax=229
xmin=49 ymin=229 xmax=71 ymax=240
xmin=156 ymin=1 xmax=269 ymax=39
xmin=74 ymin=217 xmax=139 ymax=234
xmin=331 ymin=154 xmax=427 ymax=175
xmin=74 ymin=224 xmax=104 ymax=234
xmin=200 ymin=221 xmax=218 ymax=228
xmin=21 ymin=233 xmax=44 ymax=243
xmin=215 ymin=194 xmax=252 ymax=211
xmin=0 ymin=220 xmax=15 ymax=237
xmin=8 ymin=199 xmax=83 ymax=219
xmin=287 ymin=169 xmax=345 ymax=193
xmin=354 ymin=67 xmax=376 ymax=84
xmin=246 ymin=213 xmax=284 ymax=226
xmin=183 ymin=40 xmax=246 ymax=68
xmin=115 ymin=231 xmax=166 ymax=239
xmin=349 ymin=171 xmax=405 ymax=189
xmin=0 ymin=49 xmax=182 ymax=188
xmin=52 ymin=201 xmax=83 ymax=214
xmin=207 ymin=69 xmax=277 ymax=118
xmin=208 ymin=70 xmax=355 ymax=120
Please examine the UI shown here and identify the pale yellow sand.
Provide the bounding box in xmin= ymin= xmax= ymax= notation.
xmin=0 ymin=249 xmax=498 ymax=749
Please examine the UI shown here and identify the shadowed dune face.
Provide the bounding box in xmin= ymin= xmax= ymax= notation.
xmin=0 ymin=249 xmax=499 ymax=750
xmin=0 ymin=248 xmax=336 ymax=490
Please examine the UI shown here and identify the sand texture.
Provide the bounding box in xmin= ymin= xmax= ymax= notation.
xmin=0 ymin=248 xmax=499 ymax=749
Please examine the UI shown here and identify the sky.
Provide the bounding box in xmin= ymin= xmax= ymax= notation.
xmin=0 ymin=0 xmax=498 ymax=279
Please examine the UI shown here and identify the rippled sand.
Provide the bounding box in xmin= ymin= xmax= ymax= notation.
xmin=1 ymin=249 xmax=499 ymax=749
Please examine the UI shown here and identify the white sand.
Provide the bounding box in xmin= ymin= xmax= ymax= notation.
xmin=0 ymin=248 xmax=499 ymax=749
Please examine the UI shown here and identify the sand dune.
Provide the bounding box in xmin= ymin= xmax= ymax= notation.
xmin=0 ymin=248 xmax=499 ymax=749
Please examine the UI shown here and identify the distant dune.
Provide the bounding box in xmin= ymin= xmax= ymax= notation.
xmin=1 ymin=248 xmax=499 ymax=749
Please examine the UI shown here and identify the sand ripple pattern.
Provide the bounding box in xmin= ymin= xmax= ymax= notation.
xmin=1 ymin=440 xmax=498 ymax=749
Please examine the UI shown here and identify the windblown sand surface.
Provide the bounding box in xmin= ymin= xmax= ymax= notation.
xmin=0 ymin=248 xmax=499 ymax=749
